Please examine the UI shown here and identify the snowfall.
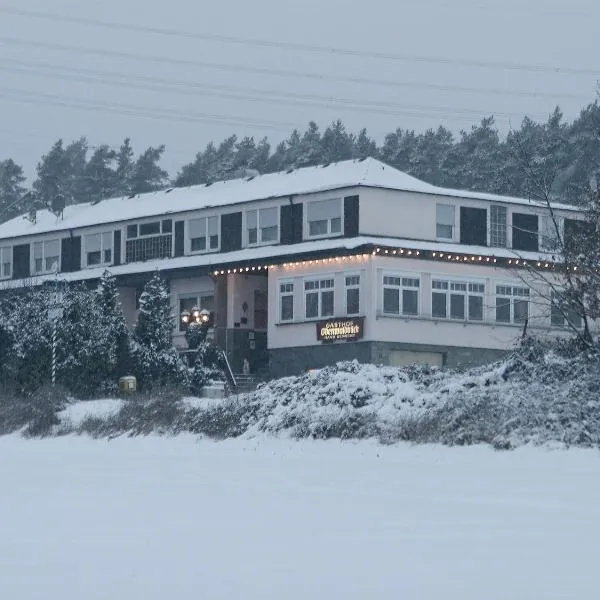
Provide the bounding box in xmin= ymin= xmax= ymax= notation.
xmin=1 ymin=433 xmax=599 ymax=600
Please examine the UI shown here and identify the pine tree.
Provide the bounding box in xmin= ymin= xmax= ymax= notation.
xmin=353 ymin=129 xmax=378 ymax=160
xmin=83 ymin=145 xmax=118 ymax=203
xmin=115 ymin=138 xmax=135 ymax=196
xmin=0 ymin=159 xmax=27 ymax=221
xmin=296 ymin=121 xmax=324 ymax=167
xmin=129 ymin=145 xmax=168 ymax=194
xmin=321 ymin=119 xmax=355 ymax=163
xmin=132 ymin=272 xmax=186 ymax=388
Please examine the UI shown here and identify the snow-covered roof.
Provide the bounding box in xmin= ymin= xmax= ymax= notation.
xmin=0 ymin=235 xmax=557 ymax=290
xmin=0 ymin=157 xmax=580 ymax=242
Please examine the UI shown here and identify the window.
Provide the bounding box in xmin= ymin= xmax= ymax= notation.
xmin=460 ymin=206 xmax=487 ymax=246
xmin=550 ymin=292 xmax=582 ymax=329
xmin=279 ymin=281 xmax=294 ymax=322
xmin=189 ymin=216 xmax=219 ymax=252
xmin=540 ymin=215 xmax=561 ymax=251
xmin=490 ymin=205 xmax=507 ymax=248
xmin=382 ymin=275 xmax=420 ymax=316
xmin=512 ymin=213 xmax=539 ymax=251
xmin=85 ymin=232 xmax=113 ymax=267
xmin=307 ymin=199 xmax=342 ymax=238
xmin=432 ymin=279 xmax=484 ymax=321
xmin=436 ymin=204 xmax=455 ymax=239
xmin=0 ymin=246 xmax=11 ymax=278
xmin=33 ymin=239 xmax=60 ymax=274
xmin=179 ymin=294 xmax=214 ymax=331
xmin=345 ymin=275 xmax=360 ymax=315
xmin=125 ymin=219 xmax=173 ymax=263
xmin=304 ymin=278 xmax=334 ymax=319
xmin=247 ymin=207 xmax=278 ymax=245
xmin=495 ymin=285 xmax=530 ymax=324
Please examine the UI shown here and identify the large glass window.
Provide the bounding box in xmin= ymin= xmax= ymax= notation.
xmin=436 ymin=204 xmax=455 ymax=240
xmin=490 ymin=205 xmax=507 ymax=248
xmin=189 ymin=216 xmax=219 ymax=252
xmin=304 ymin=277 xmax=335 ymax=319
xmin=85 ymin=232 xmax=113 ymax=267
xmin=550 ymin=291 xmax=583 ymax=329
xmin=307 ymin=199 xmax=342 ymax=238
xmin=345 ymin=275 xmax=360 ymax=315
xmin=33 ymin=239 xmax=60 ymax=274
xmin=125 ymin=219 xmax=173 ymax=263
xmin=279 ymin=281 xmax=294 ymax=322
xmin=495 ymin=285 xmax=530 ymax=324
xmin=247 ymin=207 xmax=278 ymax=245
xmin=0 ymin=246 xmax=11 ymax=279
xmin=460 ymin=206 xmax=488 ymax=246
xmin=382 ymin=275 xmax=420 ymax=316
xmin=432 ymin=279 xmax=484 ymax=321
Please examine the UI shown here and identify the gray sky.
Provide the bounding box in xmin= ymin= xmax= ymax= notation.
xmin=0 ymin=0 xmax=598 ymax=181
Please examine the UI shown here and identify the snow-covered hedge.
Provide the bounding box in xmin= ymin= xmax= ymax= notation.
xmin=6 ymin=339 xmax=600 ymax=449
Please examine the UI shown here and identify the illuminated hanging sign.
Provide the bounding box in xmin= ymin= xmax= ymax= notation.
xmin=316 ymin=317 xmax=364 ymax=343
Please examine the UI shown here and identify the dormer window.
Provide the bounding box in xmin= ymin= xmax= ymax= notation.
xmin=33 ymin=239 xmax=59 ymax=274
xmin=306 ymin=199 xmax=342 ymax=238
xmin=125 ymin=219 xmax=173 ymax=263
xmin=247 ymin=207 xmax=278 ymax=245
xmin=189 ymin=216 xmax=219 ymax=253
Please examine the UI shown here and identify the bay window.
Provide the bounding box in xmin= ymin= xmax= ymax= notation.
xmin=306 ymin=199 xmax=342 ymax=238
xmin=382 ymin=275 xmax=420 ymax=316
xmin=189 ymin=216 xmax=219 ymax=252
xmin=247 ymin=207 xmax=279 ymax=245
xmin=84 ymin=232 xmax=113 ymax=267
xmin=432 ymin=279 xmax=484 ymax=321
xmin=304 ymin=277 xmax=334 ymax=319
xmin=33 ymin=239 xmax=60 ymax=274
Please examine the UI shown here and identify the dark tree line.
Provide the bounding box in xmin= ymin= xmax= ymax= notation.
xmin=2 ymin=101 xmax=600 ymax=222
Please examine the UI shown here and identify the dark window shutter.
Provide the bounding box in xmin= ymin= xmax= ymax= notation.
xmin=512 ymin=213 xmax=539 ymax=251
xmin=113 ymin=230 xmax=121 ymax=266
xmin=344 ymin=195 xmax=359 ymax=237
xmin=12 ymin=244 xmax=30 ymax=279
xmin=280 ymin=205 xmax=293 ymax=244
xmin=70 ymin=237 xmax=81 ymax=271
xmin=460 ymin=207 xmax=487 ymax=246
xmin=291 ymin=203 xmax=303 ymax=242
xmin=220 ymin=212 xmax=242 ymax=252
xmin=174 ymin=220 xmax=185 ymax=257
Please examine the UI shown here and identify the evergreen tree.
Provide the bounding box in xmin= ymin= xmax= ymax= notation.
xmin=296 ymin=121 xmax=324 ymax=167
xmin=83 ymin=145 xmax=118 ymax=203
xmin=0 ymin=159 xmax=27 ymax=221
xmin=321 ymin=119 xmax=355 ymax=163
xmin=380 ymin=128 xmax=418 ymax=173
xmin=411 ymin=126 xmax=454 ymax=186
xmin=353 ymin=128 xmax=378 ymax=160
xmin=132 ymin=272 xmax=187 ymax=388
xmin=129 ymin=145 xmax=168 ymax=194
xmin=115 ymin=137 xmax=135 ymax=196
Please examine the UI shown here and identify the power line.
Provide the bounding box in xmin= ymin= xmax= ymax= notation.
xmin=0 ymin=61 xmax=559 ymax=124
xmin=0 ymin=54 xmax=589 ymax=104
xmin=0 ymin=5 xmax=598 ymax=76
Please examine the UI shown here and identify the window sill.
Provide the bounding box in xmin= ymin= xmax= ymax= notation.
xmin=246 ymin=240 xmax=279 ymax=248
xmin=187 ymin=248 xmax=220 ymax=256
xmin=276 ymin=314 xmax=365 ymax=326
xmin=304 ymin=232 xmax=343 ymax=242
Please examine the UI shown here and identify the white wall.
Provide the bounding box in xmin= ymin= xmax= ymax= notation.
xmin=225 ymin=273 xmax=268 ymax=329
xmin=268 ymin=254 xmax=568 ymax=351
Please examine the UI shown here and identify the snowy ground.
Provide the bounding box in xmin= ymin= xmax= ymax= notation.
xmin=1 ymin=436 xmax=598 ymax=600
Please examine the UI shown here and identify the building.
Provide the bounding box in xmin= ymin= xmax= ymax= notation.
xmin=0 ymin=158 xmax=585 ymax=377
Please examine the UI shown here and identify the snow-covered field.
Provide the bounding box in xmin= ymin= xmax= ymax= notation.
xmin=1 ymin=435 xmax=598 ymax=600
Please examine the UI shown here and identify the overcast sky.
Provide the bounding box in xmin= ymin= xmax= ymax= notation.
xmin=0 ymin=0 xmax=598 ymax=180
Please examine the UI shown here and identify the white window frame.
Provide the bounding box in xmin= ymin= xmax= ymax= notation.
xmin=381 ymin=272 xmax=421 ymax=317
xmin=431 ymin=277 xmax=485 ymax=322
xmin=32 ymin=238 xmax=60 ymax=275
xmin=495 ymin=283 xmax=530 ymax=325
xmin=0 ymin=246 xmax=12 ymax=279
xmin=304 ymin=276 xmax=335 ymax=320
xmin=188 ymin=215 xmax=220 ymax=254
xmin=489 ymin=205 xmax=507 ymax=248
xmin=305 ymin=198 xmax=343 ymax=240
xmin=83 ymin=231 xmax=113 ymax=268
xmin=126 ymin=218 xmax=173 ymax=239
xmin=436 ymin=204 xmax=455 ymax=241
xmin=246 ymin=206 xmax=280 ymax=246
xmin=278 ymin=280 xmax=295 ymax=323
xmin=345 ymin=273 xmax=361 ymax=316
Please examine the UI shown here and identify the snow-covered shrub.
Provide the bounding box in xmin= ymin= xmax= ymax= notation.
xmin=22 ymin=384 xmax=69 ymax=438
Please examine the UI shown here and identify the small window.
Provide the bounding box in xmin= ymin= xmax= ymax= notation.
xmin=307 ymin=199 xmax=342 ymax=238
xmin=0 ymin=246 xmax=12 ymax=279
xmin=490 ymin=205 xmax=507 ymax=248
xmin=161 ymin=219 xmax=173 ymax=234
xmin=189 ymin=216 xmax=219 ymax=253
xmin=33 ymin=239 xmax=60 ymax=274
xmin=139 ymin=222 xmax=161 ymax=236
xmin=304 ymin=277 xmax=335 ymax=319
xmin=382 ymin=275 xmax=420 ymax=316
xmin=512 ymin=213 xmax=539 ymax=252
xmin=126 ymin=224 xmax=138 ymax=239
xmin=436 ymin=204 xmax=455 ymax=239
xmin=85 ymin=231 xmax=113 ymax=267
xmin=495 ymin=285 xmax=530 ymax=324
xmin=345 ymin=275 xmax=360 ymax=315
xmin=247 ymin=207 xmax=279 ymax=246
xmin=279 ymin=282 xmax=294 ymax=322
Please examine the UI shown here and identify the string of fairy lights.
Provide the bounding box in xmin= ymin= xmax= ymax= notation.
xmin=210 ymin=244 xmax=569 ymax=277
